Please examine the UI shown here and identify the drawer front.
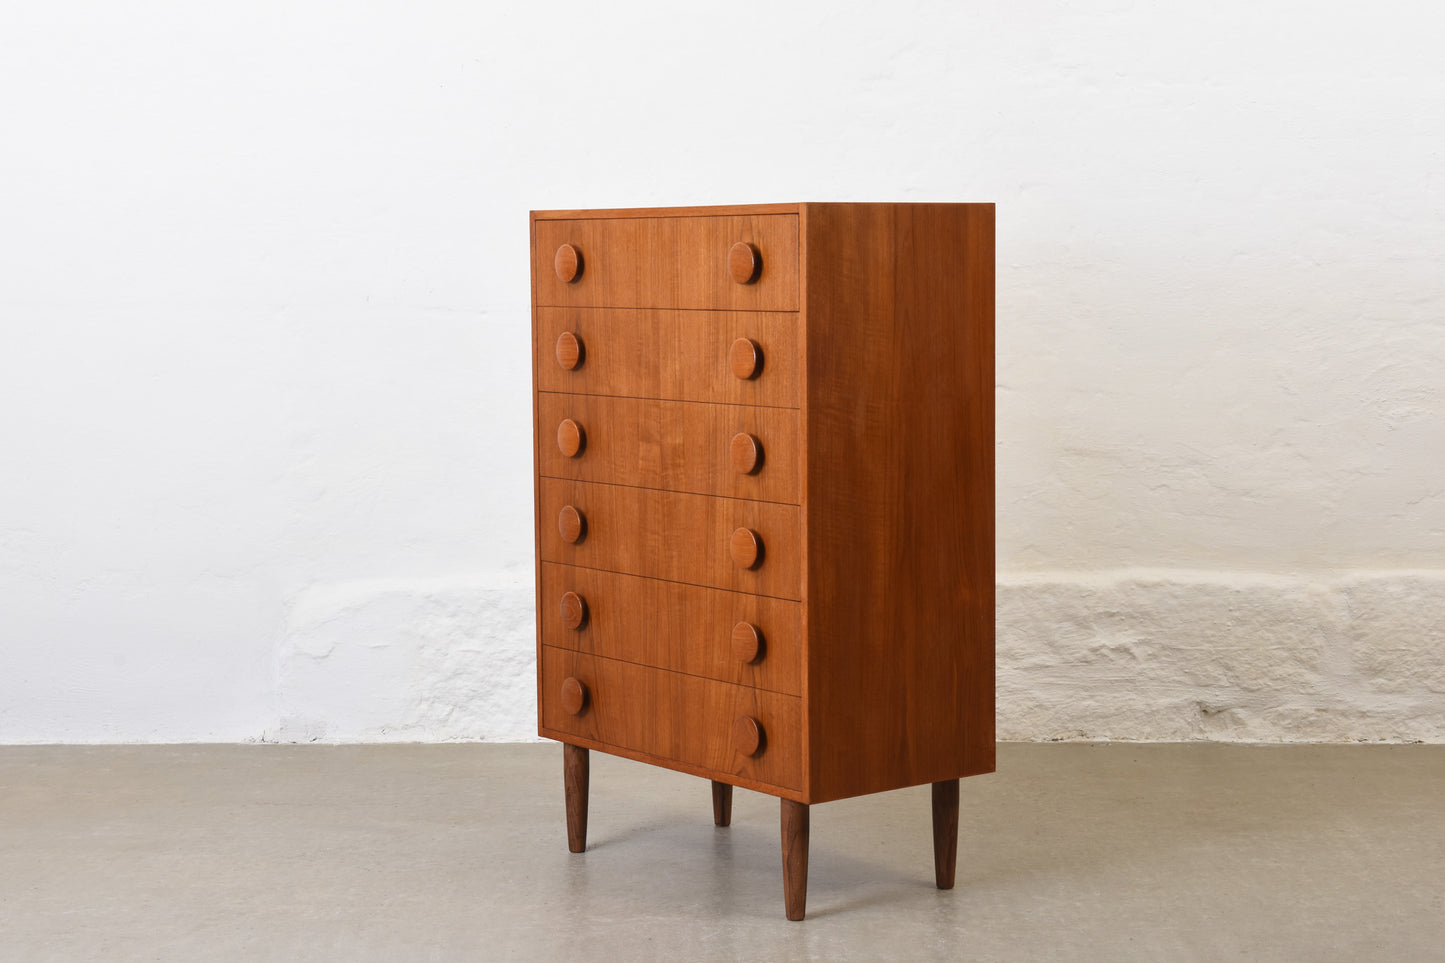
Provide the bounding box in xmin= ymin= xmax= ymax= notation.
xmin=534 ymin=215 xmax=799 ymax=310
xmin=535 ymin=307 xmax=799 ymax=409
xmin=538 ymin=478 xmax=801 ymax=600
xmin=540 ymin=646 xmax=801 ymax=791
xmin=540 ymin=562 xmax=801 ymax=695
xmin=537 ymin=393 xmax=800 ymax=504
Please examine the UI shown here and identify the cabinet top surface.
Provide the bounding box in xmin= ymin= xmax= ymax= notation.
xmin=530 ymin=202 xmax=992 ymax=221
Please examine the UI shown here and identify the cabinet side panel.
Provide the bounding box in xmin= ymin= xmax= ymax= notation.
xmin=804 ymin=203 xmax=995 ymax=803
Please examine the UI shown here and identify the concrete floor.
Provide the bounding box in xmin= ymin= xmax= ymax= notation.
xmin=1 ymin=744 xmax=1442 ymax=962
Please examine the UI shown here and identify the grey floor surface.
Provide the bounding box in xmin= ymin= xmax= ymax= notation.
xmin=1 ymin=743 xmax=1442 ymax=962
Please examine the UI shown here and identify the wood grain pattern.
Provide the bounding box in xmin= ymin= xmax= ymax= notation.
xmin=801 ymin=202 xmax=996 ymax=803
xmin=564 ymin=744 xmax=589 ymax=853
xmin=535 ymin=307 xmax=798 ymax=408
xmin=554 ymin=243 xmax=582 ymax=283
xmin=558 ymin=589 xmax=587 ymax=630
xmin=536 ymin=393 xmax=799 ymax=503
xmin=728 ymin=241 xmax=760 ymax=284
xmin=556 ymin=504 xmax=585 ymax=544
xmin=730 ymin=337 xmax=762 ymax=381
xmin=538 ymin=478 xmax=802 ymax=600
xmin=733 ymin=715 xmax=763 ymax=757
xmin=932 ymin=778 xmax=959 ymax=890
xmin=729 ymin=528 xmax=761 ymax=570
xmin=560 ymin=676 xmax=587 ymax=715
xmin=534 ymin=203 xmax=800 ymax=221
xmin=531 ymin=202 xmax=996 ymax=917
xmin=556 ymin=418 xmax=584 ymax=458
xmin=711 ymin=781 xmax=733 ymax=827
xmin=540 ymin=562 xmax=801 ymax=694
xmin=540 ymin=646 xmax=802 ymax=791
xmin=730 ymin=432 xmax=761 ymax=475
xmin=530 ymin=205 xmax=545 ymax=747
xmin=554 ymin=330 xmax=583 ymax=370
xmin=730 ymin=621 xmax=763 ymax=665
xmin=540 ymin=728 xmax=807 ymax=803
xmin=533 ymin=215 xmax=799 ymax=310
xmin=781 ymin=800 xmax=809 ymax=921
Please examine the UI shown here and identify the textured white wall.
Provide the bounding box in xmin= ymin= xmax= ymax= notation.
xmin=2 ymin=2 xmax=1441 ymax=743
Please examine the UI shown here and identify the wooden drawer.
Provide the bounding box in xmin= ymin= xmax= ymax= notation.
xmin=540 ymin=562 xmax=801 ymax=695
xmin=537 ymin=393 xmax=800 ymax=504
xmin=535 ymin=307 xmax=799 ymax=409
xmin=533 ymin=215 xmax=799 ymax=310
xmin=540 ymin=646 xmax=801 ymax=791
xmin=538 ymin=478 xmax=801 ymax=600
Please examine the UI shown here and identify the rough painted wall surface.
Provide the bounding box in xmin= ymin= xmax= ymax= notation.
xmin=1000 ymin=572 xmax=1445 ymax=742
xmin=3 ymin=3 xmax=1442 ymax=743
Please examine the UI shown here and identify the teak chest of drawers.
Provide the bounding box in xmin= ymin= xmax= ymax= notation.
xmin=530 ymin=202 xmax=994 ymax=920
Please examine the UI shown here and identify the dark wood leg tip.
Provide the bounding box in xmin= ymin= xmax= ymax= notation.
xmin=932 ymin=778 xmax=959 ymax=890
xmin=711 ymin=780 xmax=733 ymax=827
xmin=564 ymin=744 xmax=590 ymax=853
xmin=781 ymin=798 xmax=809 ymax=920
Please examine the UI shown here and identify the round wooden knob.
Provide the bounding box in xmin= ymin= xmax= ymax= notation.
xmin=733 ymin=715 xmax=763 ymax=757
xmin=561 ymin=677 xmax=588 ymax=715
xmin=557 ymin=419 xmax=585 ymax=458
xmin=729 ymin=242 xmax=760 ymax=284
xmin=730 ymin=433 xmax=761 ymax=475
xmin=558 ymin=505 xmax=586 ymax=544
xmin=554 ymin=244 xmax=582 ymax=283
xmin=560 ymin=591 xmax=588 ymax=630
xmin=730 ymin=338 xmax=761 ymax=380
xmin=730 ymin=528 xmax=761 ymax=569
xmin=555 ymin=331 xmax=583 ymax=370
xmin=731 ymin=621 xmax=763 ymax=664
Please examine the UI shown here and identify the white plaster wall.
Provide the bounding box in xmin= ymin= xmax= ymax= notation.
xmin=1 ymin=2 xmax=1441 ymax=743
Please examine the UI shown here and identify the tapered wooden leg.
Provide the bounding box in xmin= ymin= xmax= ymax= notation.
xmin=563 ymin=744 xmax=589 ymax=853
xmin=711 ymin=780 xmax=733 ymax=827
xmin=932 ymin=778 xmax=959 ymax=889
xmin=781 ymin=799 xmax=809 ymax=921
